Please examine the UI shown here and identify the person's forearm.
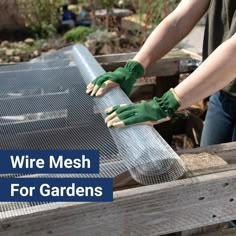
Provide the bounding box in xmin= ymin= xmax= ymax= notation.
xmin=133 ymin=0 xmax=210 ymax=69
xmin=174 ymin=35 xmax=236 ymax=109
xmin=133 ymin=16 xmax=188 ymax=69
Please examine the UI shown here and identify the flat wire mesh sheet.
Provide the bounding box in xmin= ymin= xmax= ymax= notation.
xmin=0 ymin=45 xmax=186 ymax=219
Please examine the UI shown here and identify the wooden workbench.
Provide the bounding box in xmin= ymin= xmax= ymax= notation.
xmin=0 ymin=142 xmax=236 ymax=236
xmin=1 ymin=49 xmax=234 ymax=236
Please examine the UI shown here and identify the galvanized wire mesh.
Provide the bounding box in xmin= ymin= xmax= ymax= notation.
xmin=0 ymin=45 xmax=186 ymax=219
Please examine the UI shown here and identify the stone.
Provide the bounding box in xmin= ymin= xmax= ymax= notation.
xmin=6 ymin=49 xmax=14 ymax=56
xmin=0 ymin=47 xmax=7 ymax=57
xmin=113 ymin=38 xmax=120 ymax=48
xmin=48 ymin=49 xmax=56 ymax=54
xmin=33 ymin=50 xmax=39 ymax=57
xmin=24 ymin=38 xmax=35 ymax=46
xmin=1 ymin=40 xmax=10 ymax=47
xmin=41 ymin=42 xmax=49 ymax=51
xmin=12 ymin=56 xmax=21 ymax=63
xmin=22 ymin=52 xmax=30 ymax=61
xmin=53 ymin=39 xmax=65 ymax=49
xmin=10 ymin=42 xmax=18 ymax=48
xmin=17 ymin=41 xmax=26 ymax=49
xmin=108 ymin=31 xmax=118 ymax=40
xmin=13 ymin=49 xmax=21 ymax=56
xmin=84 ymin=39 xmax=97 ymax=55
xmin=99 ymin=43 xmax=112 ymax=55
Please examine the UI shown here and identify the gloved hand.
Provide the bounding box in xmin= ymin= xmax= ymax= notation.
xmin=86 ymin=60 xmax=144 ymax=96
xmin=104 ymin=89 xmax=181 ymax=128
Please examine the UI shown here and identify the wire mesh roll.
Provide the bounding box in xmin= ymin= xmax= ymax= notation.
xmin=0 ymin=44 xmax=186 ymax=185
xmin=0 ymin=45 xmax=187 ymax=220
xmin=72 ymin=45 xmax=186 ymax=184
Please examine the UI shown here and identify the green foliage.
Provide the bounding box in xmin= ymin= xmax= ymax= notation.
xmin=87 ymin=29 xmax=109 ymax=42
xmin=118 ymin=0 xmax=180 ymax=42
xmin=119 ymin=0 xmax=180 ymax=30
xmin=17 ymin=0 xmax=62 ymax=37
xmin=98 ymin=0 xmax=114 ymax=8
xmin=63 ymin=26 xmax=94 ymax=42
xmin=136 ymin=0 xmax=180 ymax=26
xmin=19 ymin=39 xmax=45 ymax=52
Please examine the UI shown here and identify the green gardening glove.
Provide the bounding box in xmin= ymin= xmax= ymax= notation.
xmin=104 ymin=89 xmax=181 ymax=128
xmin=86 ymin=60 xmax=144 ymax=96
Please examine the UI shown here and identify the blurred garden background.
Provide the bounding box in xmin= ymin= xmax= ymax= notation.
xmin=0 ymin=0 xmax=207 ymax=150
xmin=0 ymin=0 xmax=180 ymax=64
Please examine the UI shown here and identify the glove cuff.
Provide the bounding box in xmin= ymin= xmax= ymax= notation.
xmin=170 ymin=88 xmax=182 ymax=106
xmin=154 ymin=89 xmax=181 ymax=117
xmin=124 ymin=60 xmax=145 ymax=78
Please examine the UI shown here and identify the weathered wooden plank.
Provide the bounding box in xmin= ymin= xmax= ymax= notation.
xmin=98 ymin=57 xmax=184 ymax=77
xmin=114 ymin=150 xmax=231 ymax=190
xmin=181 ymin=48 xmax=202 ymax=61
xmin=178 ymin=142 xmax=236 ymax=164
xmin=195 ymin=227 xmax=236 ymax=236
xmin=1 ymin=170 xmax=236 ymax=235
xmin=95 ymin=49 xmax=200 ymax=77
xmin=181 ymin=152 xmax=227 ymax=171
xmin=0 ymin=143 xmax=234 ymax=235
xmin=95 ymin=49 xmax=196 ymax=63
xmin=181 ymin=227 xmax=203 ymax=236
xmin=95 ymin=52 xmax=137 ymax=63
xmin=113 ymin=171 xmax=140 ymax=190
xmin=181 ymin=223 xmax=228 ymax=236
xmin=184 ymin=164 xmax=236 ymax=178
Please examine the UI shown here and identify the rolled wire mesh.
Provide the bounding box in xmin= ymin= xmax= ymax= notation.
xmin=0 ymin=45 xmax=186 ymax=219
xmin=72 ymin=45 xmax=186 ymax=184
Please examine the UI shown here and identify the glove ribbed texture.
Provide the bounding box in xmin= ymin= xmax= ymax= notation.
xmin=124 ymin=61 xmax=145 ymax=79
xmin=154 ymin=90 xmax=180 ymax=117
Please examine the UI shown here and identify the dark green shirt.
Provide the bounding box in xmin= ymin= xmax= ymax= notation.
xmin=203 ymin=0 xmax=236 ymax=99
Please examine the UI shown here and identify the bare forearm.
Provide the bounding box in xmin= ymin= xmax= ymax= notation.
xmin=133 ymin=0 xmax=210 ymax=69
xmin=175 ymin=35 xmax=236 ymax=109
xmin=133 ymin=15 xmax=193 ymax=69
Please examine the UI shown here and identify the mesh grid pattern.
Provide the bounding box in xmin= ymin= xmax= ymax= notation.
xmin=0 ymin=45 xmax=186 ymax=219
